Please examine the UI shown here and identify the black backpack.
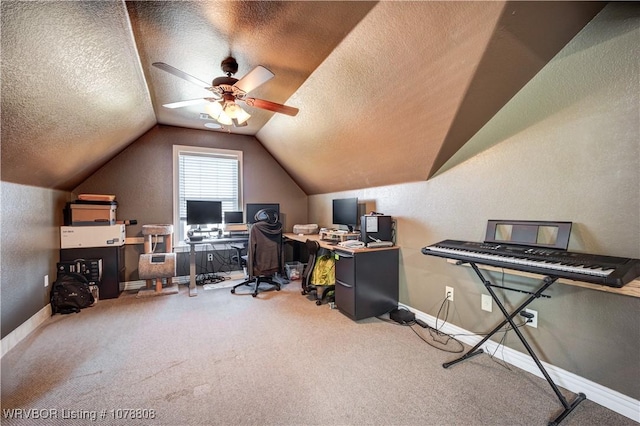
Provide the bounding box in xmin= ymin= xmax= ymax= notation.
xmin=50 ymin=273 xmax=95 ymax=314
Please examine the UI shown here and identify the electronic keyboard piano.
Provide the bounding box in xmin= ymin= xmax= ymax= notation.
xmin=423 ymin=233 xmax=640 ymax=424
xmin=422 ymin=239 xmax=640 ymax=288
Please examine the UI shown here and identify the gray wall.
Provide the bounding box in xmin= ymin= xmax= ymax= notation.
xmin=73 ymin=125 xmax=308 ymax=281
xmin=1 ymin=183 xmax=72 ymax=338
xmin=309 ymin=4 xmax=639 ymax=399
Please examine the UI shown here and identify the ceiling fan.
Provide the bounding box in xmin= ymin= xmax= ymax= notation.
xmin=152 ymin=56 xmax=299 ymax=127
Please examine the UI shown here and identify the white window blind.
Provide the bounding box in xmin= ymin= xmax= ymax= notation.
xmin=174 ymin=146 xmax=242 ymax=240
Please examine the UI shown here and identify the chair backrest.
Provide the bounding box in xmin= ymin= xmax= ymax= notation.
xmin=302 ymin=239 xmax=320 ymax=288
xmin=252 ymin=208 xmax=279 ymax=224
xmin=247 ymin=213 xmax=283 ymax=277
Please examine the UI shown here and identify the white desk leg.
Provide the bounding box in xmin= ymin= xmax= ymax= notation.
xmin=189 ymin=244 xmax=198 ymax=297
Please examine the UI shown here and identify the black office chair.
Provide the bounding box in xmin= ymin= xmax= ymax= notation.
xmin=230 ymin=243 xmax=247 ymax=270
xmin=231 ymin=209 xmax=283 ymax=297
xmin=301 ymin=239 xmax=335 ymax=305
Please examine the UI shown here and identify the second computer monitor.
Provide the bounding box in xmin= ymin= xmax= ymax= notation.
xmin=332 ymin=197 xmax=358 ymax=232
xmin=224 ymin=211 xmax=244 ymax=224
xmin=246 ymin=203 xmax=280 ymax=224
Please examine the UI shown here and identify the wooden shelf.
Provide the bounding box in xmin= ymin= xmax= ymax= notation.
xmin=446 ymin=259 xmax=640 ymax=298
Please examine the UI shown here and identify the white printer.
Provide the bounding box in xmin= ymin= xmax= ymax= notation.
xmin=60 ymin=224 xmax=125 ymax=248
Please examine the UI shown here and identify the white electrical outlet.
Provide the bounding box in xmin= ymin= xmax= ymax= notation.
xmin=481 ymin=294 xmax=492 ymax=312
xmin=44 ymin=275 xmax=49 ymax=288
xmin=525 ymin=309 xmax=538 ymax=328
xmin=445 ymin=286 xmax=454 ymax=302
xmin=207 ymin=253 xmax=213 ymax=261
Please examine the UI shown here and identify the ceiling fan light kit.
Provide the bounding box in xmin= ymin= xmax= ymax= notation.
xmin=152 ymin=56 xmax=299 ymax=128
xmin=204 ymin=98 xmax=250 ymax=126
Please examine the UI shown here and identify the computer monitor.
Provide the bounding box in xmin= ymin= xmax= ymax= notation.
xmin=246 ymin=203 xmax=280 ymax=224
xmin=332 ymin=197 xmax=358 ymax=232
xmin=186 ymin=200 xmax=222 ymax=229
xmin=224 ymin=211 xmax=244 ymax=224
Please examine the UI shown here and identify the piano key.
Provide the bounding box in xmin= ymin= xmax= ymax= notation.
xmin=422 ymin=241 xmax=636 ymax=286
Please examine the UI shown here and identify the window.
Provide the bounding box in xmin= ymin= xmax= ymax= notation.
xmin=173 ymin=145 xmax=243 ymax=241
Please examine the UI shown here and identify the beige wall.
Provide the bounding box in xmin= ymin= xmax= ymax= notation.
xmin=73 ymin=125 xmax=308 ymax=280
xmin=310 ymin=4 xmax=639 ymax=399
xmin=1 ymin=183 xmax=72 ymax=338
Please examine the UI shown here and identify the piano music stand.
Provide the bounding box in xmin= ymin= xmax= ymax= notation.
xmin=443 ymin=262 xmax=586 ymax=426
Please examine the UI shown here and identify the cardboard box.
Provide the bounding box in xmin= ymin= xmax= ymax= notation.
xmin=65 ymin=201 xmax=117 ymax=226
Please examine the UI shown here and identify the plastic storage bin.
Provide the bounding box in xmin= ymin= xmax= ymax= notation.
xmin=285 ymin=261 xmax=305 ymax=280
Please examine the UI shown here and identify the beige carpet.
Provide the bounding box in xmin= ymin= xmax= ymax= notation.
xmin=1 ymin=280 xmax=634 ymax=426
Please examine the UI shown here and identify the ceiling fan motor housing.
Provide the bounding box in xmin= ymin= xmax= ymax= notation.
xmin=220 ymin=56 xmax=239 ymax=76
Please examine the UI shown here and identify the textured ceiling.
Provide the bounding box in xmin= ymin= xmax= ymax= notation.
xmin=1 ymin=1 xmax=605 ymax=194
xmin=128 ymin=1 xmax=377 ymax=135
xmin=1 ymin=1 xmax=156 ymax=190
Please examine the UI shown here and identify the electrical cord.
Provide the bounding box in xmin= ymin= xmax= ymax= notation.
xmin=209 ymin=248 xmax=236 ymax=273
xmin=196 ymin=272 xmax=228 ymax=285
xmin=375 ymin=316 xmax=416 ymax=327
xmin=381 ymin=291 xmax=533 ymax=357
xmin=412 ymin=323 xmax=465 ymax=353
xmin=376 ymin=304 xmax=464 ymax=353
xmin=434 ymin=295 xmax=450 ymax=332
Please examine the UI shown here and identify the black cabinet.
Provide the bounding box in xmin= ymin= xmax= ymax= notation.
xmin=60 ymin=246 xmax=125 ymax=299
xmin=334 ymin=248 xmax=399 ymax=321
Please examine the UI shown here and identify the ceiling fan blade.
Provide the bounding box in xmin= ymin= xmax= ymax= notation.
xmin=233 ymin=66 xmax=274 ymax=94
xmin=244 ymin=97 xmax=299 ymax=116
xmin=232 ymin=119 xmax=248 ymax=128
xmin=152 ymin=62 xmax=213 ymax=90
xmin=162 ymin=98 xmax=209 ymax=109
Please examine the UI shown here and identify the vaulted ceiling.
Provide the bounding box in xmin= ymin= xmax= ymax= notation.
xmin=1 ymin=1 xmax=605 ymax=195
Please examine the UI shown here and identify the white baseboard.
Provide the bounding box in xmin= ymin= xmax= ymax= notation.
xmin=1 ymin=304 xmax=52 ymax=358
xmin=398 ymin=303 xmax=640 ymax=423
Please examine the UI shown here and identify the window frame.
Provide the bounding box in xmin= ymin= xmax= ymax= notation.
xmin=172 ymin=145 xmax=243 ymax=242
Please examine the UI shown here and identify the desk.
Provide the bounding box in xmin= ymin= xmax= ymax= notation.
xmin=184 ymin=236 xmax=248 ymax=297
xmin=284 ymin=233 xmax=398 ymax=252
xmin=284 ymin=233 xmax=400 ymax=320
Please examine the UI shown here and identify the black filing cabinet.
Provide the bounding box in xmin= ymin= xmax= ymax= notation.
xmin=60 ymin=246 xmax=125 ymax=299
xmin=334 ymin=247 xmax=399 ymax=321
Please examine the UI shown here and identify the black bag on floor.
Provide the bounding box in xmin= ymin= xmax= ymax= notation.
xmin=50 ymin=273 xmax=95 ymax=314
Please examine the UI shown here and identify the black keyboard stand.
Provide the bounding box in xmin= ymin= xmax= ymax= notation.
xmin=442 ymin=262 xmax=586 ymax=426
